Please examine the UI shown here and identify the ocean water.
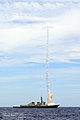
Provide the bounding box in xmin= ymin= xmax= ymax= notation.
xmin=0 ymin=107 xmax=80 ymax=120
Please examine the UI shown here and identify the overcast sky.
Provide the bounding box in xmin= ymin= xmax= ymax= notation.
xmin=0 ymin=0 xmax=80 ymax=107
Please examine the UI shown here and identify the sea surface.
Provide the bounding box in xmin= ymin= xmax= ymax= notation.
xmin=0 ymin=107 xmax=80 ymax=120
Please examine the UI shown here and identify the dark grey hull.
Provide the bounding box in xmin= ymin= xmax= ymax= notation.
xmin=13 ymin=104 xmax=59 ymax=108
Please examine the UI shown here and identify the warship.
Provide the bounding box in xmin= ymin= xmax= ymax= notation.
xmin=13 ymin=26 xmax=59 ymax=108
xmin=13 ymin=97 xmax=59 ymax=108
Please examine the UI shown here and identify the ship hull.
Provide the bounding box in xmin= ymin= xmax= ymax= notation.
xmin=13 ymin=104 xmax=59 ymax=108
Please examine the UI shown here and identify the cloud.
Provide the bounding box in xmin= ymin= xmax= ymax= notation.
xmin=0 ymin=1 xmax=80 ymax=26
xmin=0 ymin=0 xmax=80 ymax=66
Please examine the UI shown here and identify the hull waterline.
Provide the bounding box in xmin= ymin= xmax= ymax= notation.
xmin=13 ymin=104 xmax=59 ymax=108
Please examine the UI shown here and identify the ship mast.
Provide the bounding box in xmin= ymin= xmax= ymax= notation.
xmin=46 ymin=25 xmax=53 ymax=105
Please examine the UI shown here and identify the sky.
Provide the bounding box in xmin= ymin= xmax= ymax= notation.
xmin=0 ymin=0 xmax=80 ymax=107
